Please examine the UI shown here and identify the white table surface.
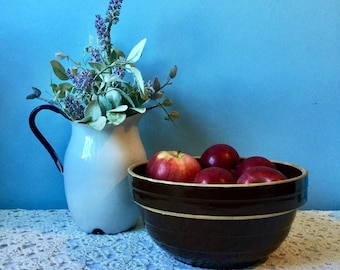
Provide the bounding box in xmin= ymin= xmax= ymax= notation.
xmin=0 ymin=209 xmax=339 ymax=270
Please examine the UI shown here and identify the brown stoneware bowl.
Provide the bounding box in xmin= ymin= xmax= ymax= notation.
xmin=128 ymin=160 xmax=308 ymax=269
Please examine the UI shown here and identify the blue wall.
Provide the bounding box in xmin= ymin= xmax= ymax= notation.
xmin=1 ymin=0 xmax=339 ymax=210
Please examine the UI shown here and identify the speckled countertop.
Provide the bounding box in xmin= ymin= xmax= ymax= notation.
xmin=0 ymin=210 xmax=339 ymax=270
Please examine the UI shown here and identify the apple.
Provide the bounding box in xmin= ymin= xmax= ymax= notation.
xmin=193 ymin=167 xmax=236 ymax=184
xmin=146 ymin=150 xmax=201 ymax=182
xmin=237 ymin=166 xmax=286 ymax=184
xmin=199 ymin=144 xmax=240 ymax=171
xmin=234 ymin=156 xmax=276 ymax=178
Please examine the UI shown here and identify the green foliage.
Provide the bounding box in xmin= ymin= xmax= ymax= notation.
xmin=27 ymin=1 xmax=179 ymax=131
xmin=50 ymin=60 xmax=69 ymax=81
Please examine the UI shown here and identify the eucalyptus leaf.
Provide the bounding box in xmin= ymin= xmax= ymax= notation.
xmin=56 ymin=83 xmax=72 ymax=98
xmin=88 ymin=116 xmax=107 ymax=131
xmin=84 ymin=100 xmax=102 ymax=121
xmin=98 ymin=95 xmax=113 ymax=112
xmin=26 ymin=87 xmax=41 ymax=99
xmin=88 ymin=61 xmax=106 ymax=72
xmin=75 ymin=115 xmax=92 ymax=123
xmin=110 ymin=50 xmax=117 ymax=63
xmin=125 ymin=64 xmax=144 ymax=93
xmin=56 ymin=90 xmax=64 ymax=99
xmin=126 ymin=38 xmax=147 ymax=63
xmin=50 ymin=60 xmax=69 ymax=80
xmin=109 ymin=76 xmax=125 ymax=84
xmin=99 ymin=71 xmax=112 ymax=83
xmin=97 ymin=81 xmax=106 ymax=93
xmin=106 ymin=89 xmax=122 ymax=107
xmin=26 ymin=93 xmax=37 ymax=100
xmin=50 ymin=83 xmax=58 ymax=94
xmin=113 ymin=48 xmax=125 ymax=60
xmin=59 ymin=82 xmax=72 ymax=92
xmin=131 ymin=107 xmax=146 ymax=114
xmin=108 ymin=105 xmax=128 ymax=112
xmin=32 ymin=87 xmax=42 ymax=97
xmin=107 ymin=112 xmax=126 ymax=126
xmin=115 ymin=88 xmax=137 ymax=108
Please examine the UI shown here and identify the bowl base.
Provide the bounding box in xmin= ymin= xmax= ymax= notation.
xmin=143 ymin=209 xmax=295 ymax=269
xmin=174 ymin=255 xmax=268 ymax=269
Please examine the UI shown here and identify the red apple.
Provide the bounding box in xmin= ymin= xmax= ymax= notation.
xmin=193 ymin=167 xmax=236 ymax=184
xmin=146 ymin=151 xmax=201 ymax=182
xmin=234 ymin=156 xmax=276 ymax=178
xmin=237 ymin=166 xmax=286 ymax=184
xmin=199 ymin=144 xmax=240 ymax=171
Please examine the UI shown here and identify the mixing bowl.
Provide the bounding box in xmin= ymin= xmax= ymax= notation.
xmin=128 ymin=160 xmax=308 ymax=269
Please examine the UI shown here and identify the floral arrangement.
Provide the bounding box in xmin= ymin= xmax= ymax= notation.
xmin=27 ymin=0 xmax=179 ymax=131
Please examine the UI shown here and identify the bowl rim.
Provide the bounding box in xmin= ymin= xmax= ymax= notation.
xmin=128 ymin=160 xmax=308 ymax=188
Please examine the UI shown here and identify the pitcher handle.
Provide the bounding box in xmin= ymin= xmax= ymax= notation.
xmin=29 ymin=104 xmax=70 ymax=173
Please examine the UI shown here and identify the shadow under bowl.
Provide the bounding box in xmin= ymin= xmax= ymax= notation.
xmin=128 ymin=160 xmax=308 ymax=269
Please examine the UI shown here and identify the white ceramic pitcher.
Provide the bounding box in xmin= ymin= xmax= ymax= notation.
xmin=29 ymin=104 xmax=147 ymax=234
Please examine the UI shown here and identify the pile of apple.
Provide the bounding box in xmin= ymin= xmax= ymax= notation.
xmin=146 ymin=144 xmax=287 ymax=184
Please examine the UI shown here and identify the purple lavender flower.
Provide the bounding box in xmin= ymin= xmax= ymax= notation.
xmin=106 ymin=0 xmax=123 ymax=24
xmin=76 ymin=71 xmax=94 ymax=90
xmin=66 ymin=68 xmax=75 ymax=81
xmin=64 ymin=95 xmax=85 ymax=120
xmin=112 ymin=56 xmax=126 ymax=79
xmin=90 ymin=48 xmax=102 ymax=63
xmin=95 ymin=15 xmax=109 ymax=48
xmin=67 ymin=69 xmax=94 ymax=91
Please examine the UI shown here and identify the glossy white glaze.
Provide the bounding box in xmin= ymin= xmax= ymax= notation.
xmin=63 ymin=114 xmax=146 ymax=234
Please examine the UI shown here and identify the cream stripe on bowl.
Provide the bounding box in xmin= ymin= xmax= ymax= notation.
xmin=136 ymin=202 xmax=295 ymax=221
